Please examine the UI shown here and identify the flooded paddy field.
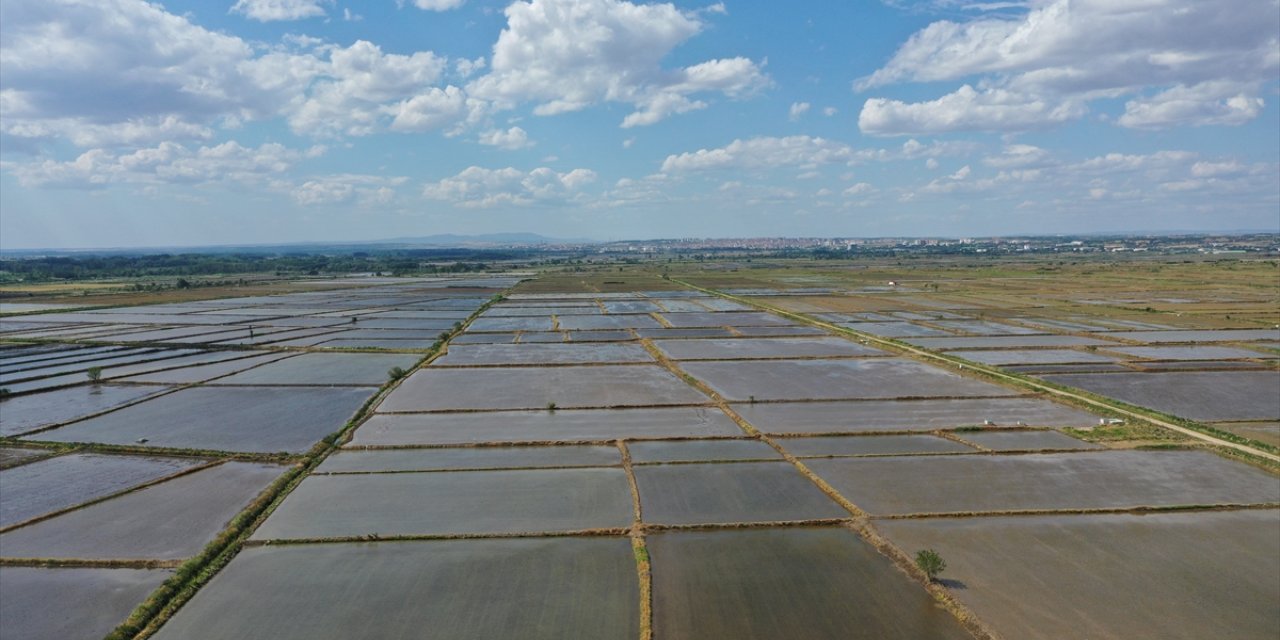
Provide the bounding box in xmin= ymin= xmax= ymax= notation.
xmin=648 ymin=528 xmax=971 ymax=639
xmin=434 ymin=341 xmax=654 ymax=365
xmin=1103 ymin=329 xmax=1280 ymax=343
xmin=733 ymin=397 xmax=1100 ymax=433
xmin=0 ymin=453 xmax=202 ymax=527
xmin=1104 ymin=345 xmax=1274 ymax=360
xmin=378 ymin=364 xmax=709 ymax=411
xmin=947 ymin=349 xmax=1119 ymax=365
xmin=317 ymin=445 xmax=621 ymax=473
xmin=151 ymin=538 xmax=639 ymax=640
xmin=0 ymin=383 xmax=171 ymax=436
xmin=806 ymin=450 xmax=1279 ymax=515
xmin=1042 ymin=370 xmax=1280 ymax=421
xmin=32 ymin=386 xmax=375 ymax=453
xmin=627 ymin=438 xmax=781 ymax=463
xmin=117 ymin=352 xmax=296 ymax=383
xmin=207 ymin=352 xmax=419 ymax=386
xmin=652 ymin=336 xmax=885 ymax=360
xmin=778 ymin=434 xmax=975 ymax=456
xmin=683 ymin=358 xmax=1012 ymax=401
xmin=880 ymin=510 xmax=1280 ymax=639
xmin=634 ymin=461 xmax=846 ymax=525
xmin=251 ymin=468 xmax=633 ymax=539
xmin=904 ymin=335 xmax=1119 ymax=348
xmin=659 ymin=311 xmax=793 ymax=328
xmin=0 ymin=567 xmax=172 ymax=640
xmin=351 ymin=407 xmax=743 ymax=445
xmin=557 ymin=314 xmax=662 ymax=330
xmin=0 ymin=462 xmax=283 ymax=560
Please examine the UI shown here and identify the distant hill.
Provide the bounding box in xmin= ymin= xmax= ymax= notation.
xmin=382 ymin=233 xmax=589 ymax=246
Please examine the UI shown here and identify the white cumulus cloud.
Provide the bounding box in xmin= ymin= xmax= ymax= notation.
xmin=423 ymin=166 xmax=597 ymax=207
xmin=467 ymin=0 xmax=768 ymax=128
xmin=660 ymin=136 xmax=855 ymax=173
xmin=857 ymin=0 xmax=1279 ymax=133
xmin=478 ymin=126 xmax=534 ymax=149
xmin=231 ymin=0 xmax=328 ymax=21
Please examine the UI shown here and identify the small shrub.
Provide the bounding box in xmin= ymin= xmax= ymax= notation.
xmin=915 ymin=549 xmax=946 ymax=581
xmin=86 ymin=366 xmax=103 ymax=383
xmin=546 ymin=401 xmax=558 ymax=413
xmin=387 ymin=366 xmax=408 ymax=381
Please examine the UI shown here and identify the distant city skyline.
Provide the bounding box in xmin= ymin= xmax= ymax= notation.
xmin=2 ymin=0 xmax=1278 ymax=249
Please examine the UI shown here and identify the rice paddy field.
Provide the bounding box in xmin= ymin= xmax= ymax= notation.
xmin=1 ymin=259 xmax=1277 ymax=639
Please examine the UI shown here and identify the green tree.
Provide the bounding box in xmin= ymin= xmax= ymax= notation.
xmin=86 ymin=366 xmax=103 ymax=383
xmin=915 ymin=549 xmax=946 ymax=582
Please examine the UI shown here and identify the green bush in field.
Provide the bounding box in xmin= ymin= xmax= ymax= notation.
xmin=915 ymin=549 xmax=946 ymax=581
xmin=387 ymin=366 xmax=408 ymax=381
xmin=86 ymin=366 xmax=103 ymax=383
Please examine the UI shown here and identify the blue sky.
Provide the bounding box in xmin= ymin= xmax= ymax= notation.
xmin=2 ymin=0 xmax=1277 ymax=248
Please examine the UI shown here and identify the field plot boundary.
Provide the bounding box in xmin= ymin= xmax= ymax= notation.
xmin=635 ymin=336 xmax=1000 ymax=639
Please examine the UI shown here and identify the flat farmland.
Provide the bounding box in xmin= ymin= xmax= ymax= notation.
xmin=0 ymin=384 xmax=171 ymax=436
xmin=880 ymin=510 xmax=1280 ymax=639
xmin=1042 ymin=370 xmax=1280 ymax=421
xmin=681 ymin=358 xmax=1009 ymax=401
xmin=151 ymin=538 xmax=639 ymax=640
xmin=251 ymin=468 xmax=634 ymax=539
xmin=0 ymin=462 xmax=283 ymax=560
xmin=5 ymin=267 xmax=1278 ymax=640
xmin=351 ymin=407 xmax=743 ymax=445
xmin=317 ymin=445 xmax=621 ymax=472
xmin=956 ymin=429 xmax=1103 ymax=451
xmin=209 ymin=352 xmax=419 ymax=385
xmin=32 ymin=386 xmax=375 ymax=453
xmin=0 ymin=567 xmax=172 ymax=640
xmin=627 ymin=438 xmax=781 ymax=463
xmin=778 ymin=434 xmax=974 ymax=456
xmin=378 ymin=365 xmax=710 ymax=411
xmin=434 ymin=341 xmax=654 ymax=365
xmin=648 ymin=528 xmax=971 ymax=639
xmin=633 ymin=461 xmax=847 ymax=525
xmin=733 ymin=397 xmax=1100 ymax=433
xmin=0 ymin=453 xmax=202 ymax=527
xmin=805 ymin=450 xmax=1279 ymax=515
xmin=652 ymin=336 xmax=886 ymax=360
